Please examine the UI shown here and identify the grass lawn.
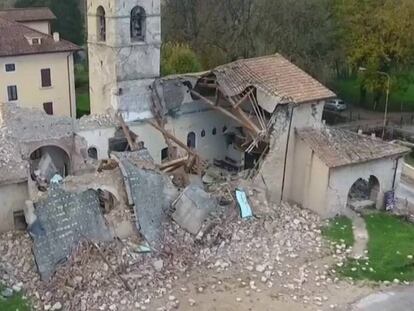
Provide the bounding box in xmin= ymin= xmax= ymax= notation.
xmin=339 ymin=213 xmax=414 ymax=282
xmin=75 ymin=64 xmax=90 ymax=118
xmin=0 ymin=285 xmax=29 ymax=311
xmin=405 ymin=154 xmax=414 ymax=167
xmin=333 ymin=78 xmax=414 ymax=112
xmin=322 ymin=216 xmax=355 ymax=248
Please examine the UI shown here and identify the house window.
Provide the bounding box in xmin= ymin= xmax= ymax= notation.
xmin=201 ymin=130 xmax=206 ymax=137
xmin=131 ymin=6 xmax=145 ymax=41
xmin=187 ymin=132 xmax=196 ymax=149
xmin=223 ymin=126 xmax=228 ymax=133
xmin=97 ymin=6 xmax=106 ymax=42
xmin=5 ymin=64 xmax=15 ymax=72
xmin=212 ymin=128 xmax=217 ymax=135
xmin=7 ymin=85 xmax=18 ymax=101
xmin=43 ymin=102 xmax=53 ymax=115
xmin=41 ymin=69 xmax=52 ymax=87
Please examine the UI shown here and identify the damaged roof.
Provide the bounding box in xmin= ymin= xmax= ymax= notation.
xmin=213 ymin=54 xmax=336 ymax=104
xmin=296 ymin=126 xmax=410 ymax=168
xmin=0 ymin=17 xmax=79 ymax=57
xmin=0 ymin=7 xmax=56 ymax=22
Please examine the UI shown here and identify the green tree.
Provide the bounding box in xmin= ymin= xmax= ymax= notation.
xmin=335 ymin=0 xmax=414 ymax=107
xmin=161 ymin=42 xmax=202 ymax=76
xmin=14 ymin=0 xmax=84 ymax=45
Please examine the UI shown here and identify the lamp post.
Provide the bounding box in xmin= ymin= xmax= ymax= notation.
xmin=359 ymin=67 xmax=391 ymax=139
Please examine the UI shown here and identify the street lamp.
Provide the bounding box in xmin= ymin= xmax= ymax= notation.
xmin=359 ymin=67 xmax=391 ymax=139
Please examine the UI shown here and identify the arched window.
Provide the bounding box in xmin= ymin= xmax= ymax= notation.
xmin=201 ymin=130 xmax=206 ymax=138
xmin=88 ymin=147 xmax=98 ymax=160
xmin=212 ymin=128 xmax=217 ymax=136
xmin=97 ymin=6 xmax=106 ymax=42
xmin=131 ymin=6 xmax=145 ymax=41
xmin=187 ymin=132 xmax=196 ymax=149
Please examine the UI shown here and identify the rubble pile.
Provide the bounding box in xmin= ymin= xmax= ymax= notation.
xmin=0 ymin=199 xmax=341 ymax=310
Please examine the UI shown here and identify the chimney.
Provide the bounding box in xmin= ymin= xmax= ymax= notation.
xmin=53 ymin=32 xmax=60 ymax=42
xmin=358 ymin=129 xmax=363 ymax=135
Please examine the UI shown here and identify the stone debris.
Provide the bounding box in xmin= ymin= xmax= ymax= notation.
xmin=0 ymin=197 xmax=341 ymax=311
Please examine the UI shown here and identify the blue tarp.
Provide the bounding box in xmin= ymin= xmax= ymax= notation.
xmin=236 ymin=189 xmax=253 ymax=219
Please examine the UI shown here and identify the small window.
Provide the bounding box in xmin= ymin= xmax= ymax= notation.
xmin=161 ymin=147 xmax=169 ymax=161
xmin=131 ymin=6 xmax=146 ymax=41
xmin=7 ymin=85 xmax=18 ymax=101
xmin=31 ymin=38 xmax=41 ymax=45
xmin=223 ymin=126 xmax=228 ymax=133
xmin=97 ymin=6 xmax=106 ymax=42
xmin=5 ymin=64 xmax=15 ymax=72
xmin=88 ymin=147 xmax=98 ymax=160
xmin=187 ymin=132 xmax=196 ymax=149
xmin=41 ymin=69 xmax=51 ymax=87
xmin=201 ymin=130 xmax=206 ymax=137
xmin=212 ymin=128 xmax=217 ymax=135
xmin=43 ymin=102 xmax=53 ymax=115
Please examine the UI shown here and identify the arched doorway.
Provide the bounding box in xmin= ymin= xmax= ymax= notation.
xmin=29 ymin=145 xmax=71 ymax=182
xmin=347 ymin=175 xmax=380 ymax=211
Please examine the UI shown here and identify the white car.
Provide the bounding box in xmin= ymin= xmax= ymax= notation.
xmin=325 ymin=99 xmax=347 ymax=112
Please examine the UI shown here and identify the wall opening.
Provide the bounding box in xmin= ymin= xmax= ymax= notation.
xmin=187 ymin=132 xmax=196 ymax=149
xmin=347 ymin=175 xmax=380 ymax=211
xmin=131 ymin=6 xmax=145 ymax=41
xmin=108 ymin=128 xmax=135 ymax=153
xmin=29 ymin=145 xmax=71 ymax=183
xmin=97 ymin=6 xmax=106 ymax=42
xmin=161 ymin=147 xmax=169 ymax=162
xmin=97 ymin=189 xmax=116 ymax=214
xmin=88 ymin=147 xmax=98 ymax=160
xmin=13 ymin=210 xmax=27 ymax=231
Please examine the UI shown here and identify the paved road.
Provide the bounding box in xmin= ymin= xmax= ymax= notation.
xmin=352 ymin=287 xmax=414 ymax=311
xmin=397 ymin=182 xmax=414 ymax=205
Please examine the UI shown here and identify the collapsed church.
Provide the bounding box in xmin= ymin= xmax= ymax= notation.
xmin=0 ymin=0 xmax=409 ymax=274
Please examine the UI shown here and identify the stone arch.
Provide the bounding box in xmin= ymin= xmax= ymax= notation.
xmin=347 ymin=175 xmax=381 ymax=211
xmin=29 ymin=145 xmax=71 ymax=180
xmin=97 ymin=5 xmax=106 ymax=42
xmin=130 ymin=6 xmax=145 ymax=41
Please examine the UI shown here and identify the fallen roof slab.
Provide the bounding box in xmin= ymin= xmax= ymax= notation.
xmin=30 ymin=186 xmax=112 ymax=280
xmin=114 ymin=151 xmax=178 ymax=247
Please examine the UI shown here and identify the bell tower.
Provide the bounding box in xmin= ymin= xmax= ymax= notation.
xmin=87 ymin=0 xmax=161 ymax=116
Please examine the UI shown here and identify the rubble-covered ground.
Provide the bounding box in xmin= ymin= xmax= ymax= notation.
xmin=0 ymin=203 xmax=374 ymax=311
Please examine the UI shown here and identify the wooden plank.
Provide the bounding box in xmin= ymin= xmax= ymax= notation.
xmin=233 ymin=89 xmax=255 ymax=108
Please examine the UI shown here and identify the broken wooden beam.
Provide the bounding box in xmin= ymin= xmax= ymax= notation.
xmin=190 ymin=90 xmax=261 ymax=136
xmin=116 ymin=113 xmax=138 ymax=151
xmin=160 ymin=157 xmax=189 ymax=170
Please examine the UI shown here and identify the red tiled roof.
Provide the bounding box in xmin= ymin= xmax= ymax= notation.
xmin=0 ymin=7 xmax=56 ymax=22
xmin=213 ymin=54 xmax=336 ymax=104
xmin=296 ymin=126 xmax=409 ymax=168
xmin=0 ymin=17 xmax=80 ymax=57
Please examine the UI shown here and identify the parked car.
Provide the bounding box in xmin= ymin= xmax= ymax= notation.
xmin=325 ymin=99 xmax=347 ymax=112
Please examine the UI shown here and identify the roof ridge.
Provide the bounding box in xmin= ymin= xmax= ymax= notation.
xmin=0 ymin=7 xmax=52 ymax=11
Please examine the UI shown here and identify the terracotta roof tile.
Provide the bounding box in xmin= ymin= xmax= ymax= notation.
xmin=296 ymin=126 xmax=409 ymax=168
xmin=0 ymin=17 xmax=80 ymax=57
xmin=213 ymin=54 xmax=336 ymax=104
xmin=0 ymin=7 xmax=56 ymax=22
